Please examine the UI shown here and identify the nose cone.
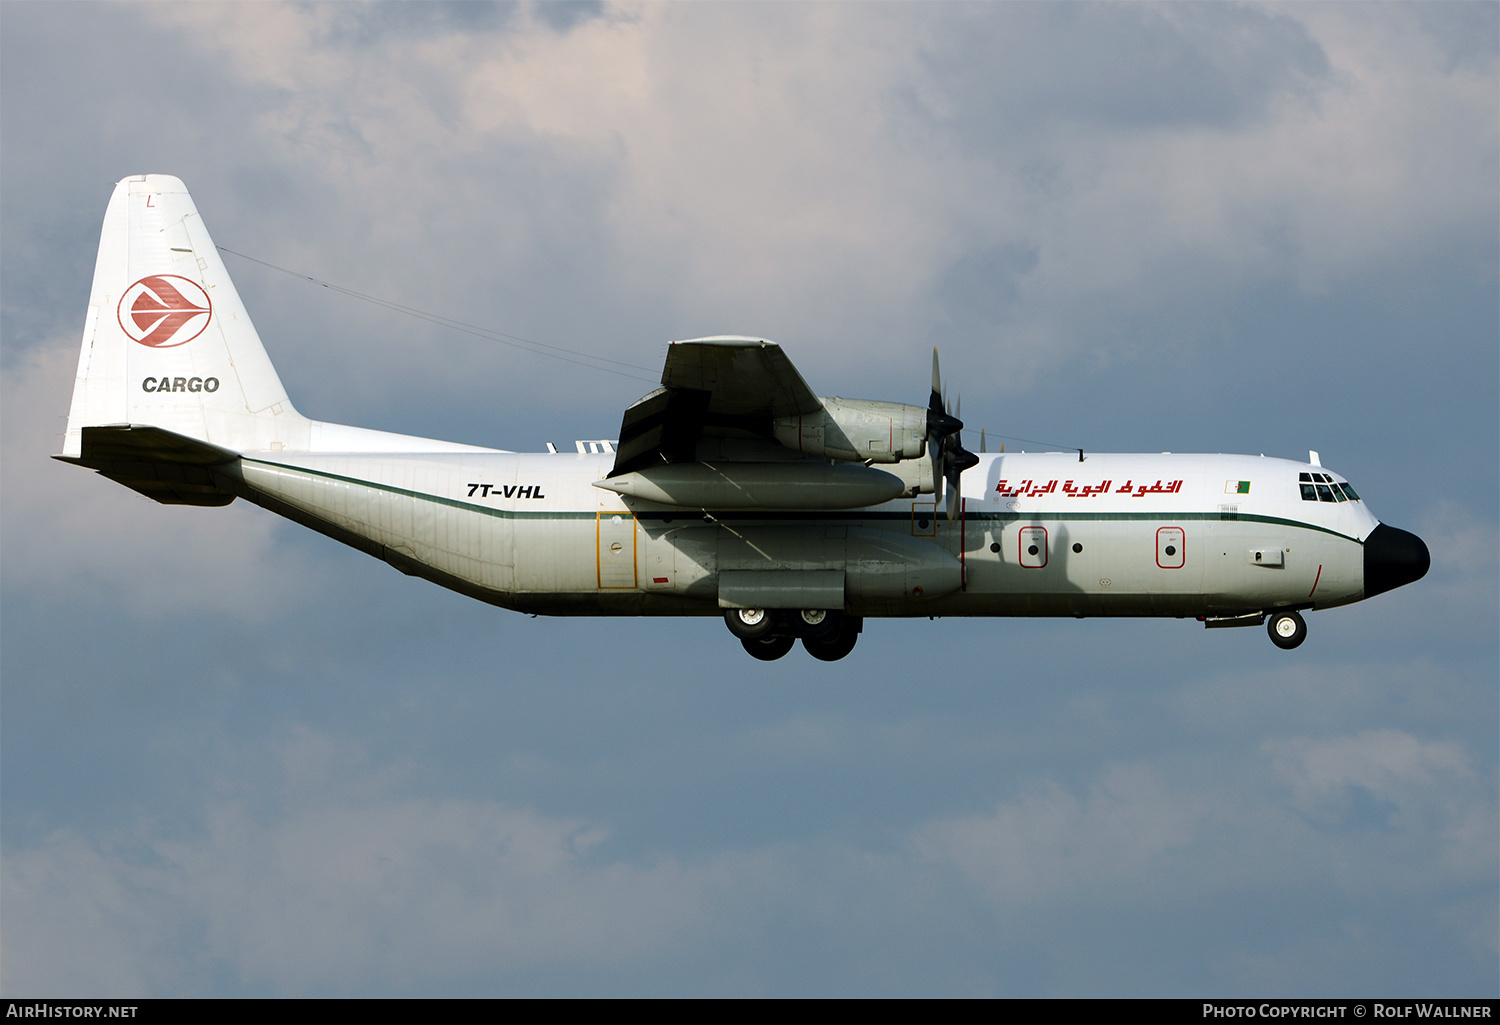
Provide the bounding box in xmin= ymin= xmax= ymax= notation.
xmin=1364 ymin=524 xmax=1430 ymax=598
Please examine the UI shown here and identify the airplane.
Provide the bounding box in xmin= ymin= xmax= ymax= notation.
xmin=56 ymin=175 xmax=1431 ymax=661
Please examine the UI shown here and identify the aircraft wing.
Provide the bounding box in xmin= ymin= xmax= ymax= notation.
xmin=660 ymin=337 xmax=820 ymax=418
xmin=609 ymin=337 xmax=822 ymax=476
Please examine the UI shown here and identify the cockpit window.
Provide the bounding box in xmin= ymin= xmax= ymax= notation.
xmin=1298 ymin=472 xmax=1359 ymax=502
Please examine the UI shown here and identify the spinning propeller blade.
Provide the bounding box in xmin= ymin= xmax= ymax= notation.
xmin=925 ymin=348 xmax=979 ymax=521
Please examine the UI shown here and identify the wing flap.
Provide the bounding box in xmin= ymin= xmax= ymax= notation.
xmin=611 ymin=387 xmax=712 ymax=477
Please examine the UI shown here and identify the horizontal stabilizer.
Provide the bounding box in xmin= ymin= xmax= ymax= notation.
xmin=55 ymin=424 xmax=238 ymax=505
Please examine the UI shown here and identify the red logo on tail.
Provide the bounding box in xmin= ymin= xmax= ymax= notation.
xmin=118 ymin=275 xmax=212 ymax=348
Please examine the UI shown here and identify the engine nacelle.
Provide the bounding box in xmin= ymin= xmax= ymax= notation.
xmin=881 ymin=455 xmax=936 ymax=496
xmin=772 ymin=398 xmax=926 ymax=464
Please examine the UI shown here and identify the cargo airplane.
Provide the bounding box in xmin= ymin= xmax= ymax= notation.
xmin=57 ymin=175 xmax=1430 ymax=661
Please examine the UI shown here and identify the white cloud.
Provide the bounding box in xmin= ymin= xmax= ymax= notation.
xmin=0 ymin=831 xmax=185 ymax=997
xmin=120 ymin=2 xmax=1495 ymax=394
xmin=1261 ymin=729 xmax=1496 ymax=898
xmin=0 ymin=724 xmax=775 ymax=996
xmin=912 ymin=763 xmax=1199 ymax=904
xmin=4 ymin=720 xmax=1492 ymax=996
xmin=1263 ymin=729 xmax=1470 ymax=815
xmin=173 ymin=798 xmax=728 ymax=990
xmin=914 ymin=728 xmax=1493 ymax=913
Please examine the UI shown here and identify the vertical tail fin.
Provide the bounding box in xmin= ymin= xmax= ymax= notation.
xmin=61 ymin=175 xmax=308 ymax=458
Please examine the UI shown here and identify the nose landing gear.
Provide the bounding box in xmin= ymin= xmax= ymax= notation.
xmin=1267 ymin=609 xmax=1307 ymax=650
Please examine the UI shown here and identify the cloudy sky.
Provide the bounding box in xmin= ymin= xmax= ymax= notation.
xmin=2 ymin=1 xmax=1495 ymax=997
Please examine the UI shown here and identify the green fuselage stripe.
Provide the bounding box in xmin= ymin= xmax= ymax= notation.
xmin=239 ymin=457 xmax=1364 ymax=544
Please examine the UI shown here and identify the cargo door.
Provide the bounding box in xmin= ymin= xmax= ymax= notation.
xmin=597 ymin=512 xmax=637 ymax=589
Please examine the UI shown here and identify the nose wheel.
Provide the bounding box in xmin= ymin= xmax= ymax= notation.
xmin=1267 ymin=609 xmax=1307 ymax=649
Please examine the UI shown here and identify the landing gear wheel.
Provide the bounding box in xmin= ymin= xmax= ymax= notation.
xmin=742 ymin=634 xmax=795 ymax=661
xmin=725 ymin=608 xmax=775 ymax=641
xmin=802 ymin=616 xmax=861 ymax=662
xmin=1267 ymin=609 xmax=1307 ymax=650
xmin=796 ymin=608 xmax=842 ymax=640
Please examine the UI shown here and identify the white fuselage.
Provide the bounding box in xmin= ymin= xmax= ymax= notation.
xmin=230 ymin=448 xmax=1375 ymax=620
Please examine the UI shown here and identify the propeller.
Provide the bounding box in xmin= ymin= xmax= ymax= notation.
xmin=926 ymin=348 xmax=981 ymax=521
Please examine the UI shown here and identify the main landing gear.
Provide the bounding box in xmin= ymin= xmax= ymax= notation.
xmin=724 ymin=609 xmax=863 ymax=661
